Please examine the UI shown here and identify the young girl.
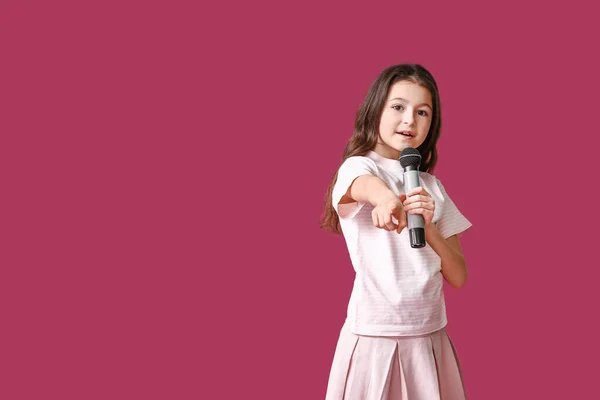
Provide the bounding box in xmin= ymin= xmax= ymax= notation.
xmin=321 ymin=64 xmax=472 ymax=400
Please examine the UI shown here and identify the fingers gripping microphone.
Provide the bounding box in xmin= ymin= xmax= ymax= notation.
xmin=399 ymin=148 xmax=426 ymax=248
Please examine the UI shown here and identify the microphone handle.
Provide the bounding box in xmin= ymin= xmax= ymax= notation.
xmin=403 ymin=167 xmax=426 ymax=248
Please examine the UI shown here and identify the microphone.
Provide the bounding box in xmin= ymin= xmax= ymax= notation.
xmin=399 ymin=148 xmax=426 ymax=248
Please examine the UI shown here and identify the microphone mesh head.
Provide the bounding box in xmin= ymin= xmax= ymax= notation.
xmin=399 ymin=148 xmax=421 ymax=168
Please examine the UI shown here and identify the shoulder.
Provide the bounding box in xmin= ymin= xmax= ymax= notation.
xmin=419 ymin=171 xmax=439 ymax=186
xmin=419 ymin=172 xmax=445 ymax=197
xmin=343 ymin=155 xmax=378 ymax=168
xmin=339 ymin=156 xmax=379 ymax=175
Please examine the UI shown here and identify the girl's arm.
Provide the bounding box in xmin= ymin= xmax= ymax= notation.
xmin=340 ymin=175 xmax=397 ymax=206
xmin=340 ymin=175 xmax=408 ymax=233
xmin=425 ymin=227 xmax=467 ymax=289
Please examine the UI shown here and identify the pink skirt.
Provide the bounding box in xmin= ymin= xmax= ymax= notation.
xmin=325 ymin=323 xmax=467 ymax=400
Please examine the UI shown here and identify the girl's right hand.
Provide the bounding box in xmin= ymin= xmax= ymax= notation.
xmin=371 ymin=194 xmax=408 ymax=233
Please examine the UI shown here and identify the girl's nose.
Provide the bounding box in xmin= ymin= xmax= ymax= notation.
xmin=402 ymin=112 xmax=415 ymax=126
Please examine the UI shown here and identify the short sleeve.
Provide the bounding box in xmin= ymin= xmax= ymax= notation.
xmin=434 ymin=178 xmax=472 ymax=239
xmin=332 ymin=156 xmax=378 ymax=219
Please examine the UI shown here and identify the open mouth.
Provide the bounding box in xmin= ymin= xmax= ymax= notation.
xmin=397 ymin=131 xmax=414 ymax=137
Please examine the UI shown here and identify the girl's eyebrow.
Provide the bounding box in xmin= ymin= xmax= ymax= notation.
xmin=388 ymin=97 xmax=432 ymax=110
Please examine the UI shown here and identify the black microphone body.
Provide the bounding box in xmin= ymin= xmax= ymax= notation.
xmin=399 ymin=148 xmax=426 ymax=248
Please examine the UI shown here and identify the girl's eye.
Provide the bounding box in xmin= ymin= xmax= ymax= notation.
xmin=417 ymin=110 xmax=429 ymax=117
xmin=392 ymin=105 xmax=404 ymax=111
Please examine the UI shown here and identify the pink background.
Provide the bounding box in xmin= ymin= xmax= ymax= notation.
xmin=1 ymin=1 xmax=599 ymax=398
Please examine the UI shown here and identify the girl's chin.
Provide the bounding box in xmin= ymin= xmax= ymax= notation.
xmin=392 ymin=144 xmax=413 ymax=152
xmin=394 ymin=139 xmax=422 ymax=150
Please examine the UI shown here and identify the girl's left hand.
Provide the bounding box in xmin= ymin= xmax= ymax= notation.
xmin=402 ymin=186 xmax=435 ymax=227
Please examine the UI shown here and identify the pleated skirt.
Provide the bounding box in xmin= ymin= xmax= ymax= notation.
xmin=325 ymin=323 xmax=467 ymax=400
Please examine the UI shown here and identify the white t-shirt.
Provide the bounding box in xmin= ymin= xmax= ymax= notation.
xmin=332 ymin=151 xmax=472 ymax=336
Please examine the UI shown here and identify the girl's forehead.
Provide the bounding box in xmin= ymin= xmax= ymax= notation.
xmin=387 ymin=81 xmax=431 ymax=103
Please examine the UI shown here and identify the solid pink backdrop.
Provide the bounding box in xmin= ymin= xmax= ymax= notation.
xmin=1 ymin=0 xmax=598 ymax=399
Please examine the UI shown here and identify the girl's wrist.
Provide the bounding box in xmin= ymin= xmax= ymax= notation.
xmin=371 ymin=191 xmax=398 ymax=206
xmin=424 ymin=223 xmax=440 ymax=238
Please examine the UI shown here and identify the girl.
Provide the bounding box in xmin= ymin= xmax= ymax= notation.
xmin=320 ymin=64 xmax=472 ymax=400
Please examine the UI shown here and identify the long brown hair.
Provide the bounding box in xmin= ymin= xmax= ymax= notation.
xmin=320 ymin=64 xmax=443 ymax=233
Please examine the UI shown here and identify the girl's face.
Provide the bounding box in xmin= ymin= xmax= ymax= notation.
xmin=374 ymin=80 xmax=433 ymax=160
